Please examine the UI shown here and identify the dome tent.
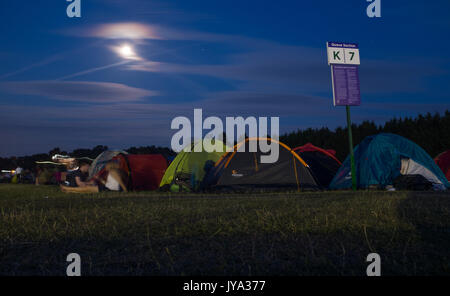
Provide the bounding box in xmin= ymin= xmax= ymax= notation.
xmin=207 ymin=138 xmax=319 ymax=192
xmin=330 ymin=133 xmax=449 ymax=190
xmin=435 ymin=150 xmax=450 ymax=181
xmin=293 ymin=143 xmax=341 ymax=188
xmin=159 ymin=140 xmax=228 ymax=192
xmin=92 ymin=153 xmax=167 ymax=191
xmin=113 ymin=154 xmax=167 ymax=191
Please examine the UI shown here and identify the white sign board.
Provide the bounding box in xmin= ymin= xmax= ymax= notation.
xmin=327 ymin=42 xmax=360 ymax=65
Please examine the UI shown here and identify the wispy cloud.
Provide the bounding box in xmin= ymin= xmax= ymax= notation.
xmin=0 ymin=55 xmax=63 ymax=80
xmin=56 ymin=61 xmax=132 ymax=81
xmin=0 ymin=81 xmax=157 ymax=103
xmin=2 ymin=94 xmax=448 ymax=156
xmin=128 ymin=45 xmax=441 ymax=95
xmin=59 ymin=22 xmax=444 ymax=96
xmin=0 ymin=41 xmax=104 ymax=80
xmin=61 ymin=21 xmax=268 ymax=46
xmin=68 ymin=22 xmax=163 ymax=40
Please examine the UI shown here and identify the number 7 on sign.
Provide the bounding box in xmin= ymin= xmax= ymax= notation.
xmin=344 ymin=49 xmax=360 ymax=65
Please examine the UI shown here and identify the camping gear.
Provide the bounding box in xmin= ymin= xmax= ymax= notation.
xmin=435 ymin=150 xmax=450 ymax=181
xmin=293 ymin=143 xmax=341 ymax=188
xmin=207 ymin=138 xmax=319 ymax=192
xmin=160 ymin=141 xmax=228 ymax=192
xmin=89 ymin=150 xmax=127 ymax=178
xmin=330 ymin=133 xmax=449 ymax=190
xmin=393 ymin=174 xmax=433 ymax=191
xmin=94 ymin=154 xmax=168 ymax=191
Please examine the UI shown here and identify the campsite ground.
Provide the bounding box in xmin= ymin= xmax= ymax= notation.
xmin=0 ymin=184 xmax=449 ymax=276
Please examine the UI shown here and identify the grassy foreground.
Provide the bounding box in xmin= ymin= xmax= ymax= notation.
xmin=0 ymin=184 xmax=449 ymax=276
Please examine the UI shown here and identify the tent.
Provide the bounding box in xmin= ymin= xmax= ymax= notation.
xmin=159 ymin=141 xmax=228 ymax=192
xmin=94 ymin=154 xmax=168 ymax=191
xmin=293 ymin=143 xmax=341 ymax=188
xmin=435 ymin=150 xmax=450 ymax=181
xmin=330 ymin=133 xmax=449 ymax=190
xmin=89 ymin=150 xmax=127 ymax=178
xmin=207 ymin=138 xmax=319 ymax=192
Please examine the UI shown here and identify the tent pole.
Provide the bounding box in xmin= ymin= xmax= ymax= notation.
xmin=346 ymin=105 xmax=357 ymax=190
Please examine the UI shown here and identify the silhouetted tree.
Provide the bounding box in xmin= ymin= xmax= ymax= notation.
xmin=280 ymin=110 xmax=450 ymax=161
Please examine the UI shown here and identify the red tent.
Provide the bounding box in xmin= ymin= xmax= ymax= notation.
xmin=93 ymin=154 xmax=167 ymax=191
xmin=293 ymin=143 xmax=341 ymax=164
xmin=293 ymin=143 xmax=341 ymax=188
xmin=435 ymin=150 xmax=450 ymax=181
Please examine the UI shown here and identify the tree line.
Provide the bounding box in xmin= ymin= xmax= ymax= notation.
xmin=280 ymin=110 xmax=450 ymax=161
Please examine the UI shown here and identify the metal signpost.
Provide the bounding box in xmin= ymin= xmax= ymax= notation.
xmin=327 ymin=41 xmax=361 ymax=190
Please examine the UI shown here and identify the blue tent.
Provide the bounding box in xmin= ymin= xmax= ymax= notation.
xmin=330 ymin=133 xmax=449 ymax=190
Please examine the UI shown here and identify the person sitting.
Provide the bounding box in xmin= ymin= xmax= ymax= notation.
xmin=94 ymin=162 xmax=128 ymax=192
xmin=60 ymin=161 xmax=128 ymax=193
xmin=65 ymin=160 xmax=92 ymax=188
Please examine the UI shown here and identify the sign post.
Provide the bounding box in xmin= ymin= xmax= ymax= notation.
xmin=327 ymin=41 xmax=360 ymax=190
xmin=346 ymin=105 xmax=357 ymax=191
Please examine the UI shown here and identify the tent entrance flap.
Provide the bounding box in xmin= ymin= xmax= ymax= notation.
xmin=400 ymin=158 xmax=445 ymax=190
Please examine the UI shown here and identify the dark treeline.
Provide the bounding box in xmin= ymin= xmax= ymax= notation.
xmin=280 ymin=110 xmax=450 ymax=161
xmin=1 ymin=110 xmax=449 ymax=170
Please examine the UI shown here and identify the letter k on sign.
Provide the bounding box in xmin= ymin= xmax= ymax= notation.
xmin=328 ymin=48 xmax=345 ymax=64
xmin=333 ymin=51 xmax=341 ymax=60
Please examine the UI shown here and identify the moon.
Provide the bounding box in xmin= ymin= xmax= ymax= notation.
xmin=119 ymin=45 xmax=134 ymax=57
xmin=115 ymin=44 xmax=139 ymax=60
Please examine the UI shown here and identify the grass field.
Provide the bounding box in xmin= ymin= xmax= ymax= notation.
xmin=0 ymin=184 xmax=449 ymax=276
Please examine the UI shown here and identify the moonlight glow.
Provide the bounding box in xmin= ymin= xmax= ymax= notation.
xmin=114 ymin=44 xmax=140 ymax=60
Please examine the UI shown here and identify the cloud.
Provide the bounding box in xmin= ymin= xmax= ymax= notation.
xmin=0 ymin=81 xmax=156 ymax=103
xmin=0 ymin=92 xmax=330 ymax=156
xmin=61 ymin=22 xmax=267 ymax=46
xmin=61 ymin=22 xmax=444 ymax=96
xmin=127 ymin=45 xmax=329 ymax=95
xmin=193 ymin=91 xmax=332 ymax=117
xmin=127 ymin=44 xmax=443 ymax=95
xmin=1 ymin=93 xmax=449 ymax=156
xmin=65 ymin=22 xmax=163 ymax=40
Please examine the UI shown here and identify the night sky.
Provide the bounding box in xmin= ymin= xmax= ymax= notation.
xmin=0 ymin=0 xmax=449 ymax=156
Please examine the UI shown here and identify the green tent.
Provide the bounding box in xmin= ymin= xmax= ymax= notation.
xmin=160 ymin=140 xmax=228 ymax=192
